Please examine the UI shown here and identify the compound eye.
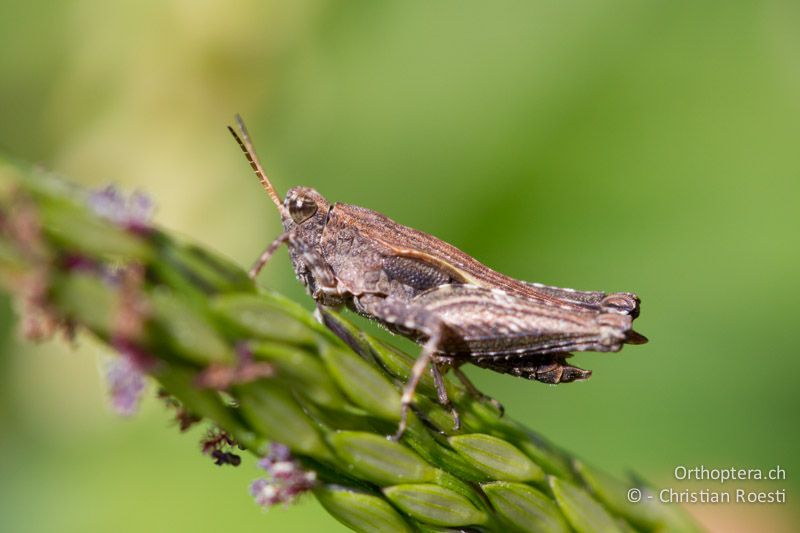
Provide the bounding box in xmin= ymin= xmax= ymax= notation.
xmin=289 ymin=196 xmax=318 ymax=224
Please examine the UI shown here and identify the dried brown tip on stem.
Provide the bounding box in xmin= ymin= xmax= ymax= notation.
xmin=228 ymin=116 xmax=285 ymax=214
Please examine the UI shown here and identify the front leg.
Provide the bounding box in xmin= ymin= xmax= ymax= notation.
xmin=249 ymin=230 xmax=291 ymax=279
xmin=354 ymin=294 xmax=447 ymax=440
xmin=292 ymin=237 xmax=340 ymax=304
xmin=431 ymin=358 xmax=460 ymax=431
xmin=250 ymin=230 xmax=340 ymax=304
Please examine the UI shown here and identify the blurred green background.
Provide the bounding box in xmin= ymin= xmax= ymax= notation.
xmin=1 ymin=1 xmax=798 ymax=531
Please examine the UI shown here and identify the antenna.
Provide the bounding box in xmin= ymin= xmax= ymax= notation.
xmin=228 ymin=115 xmax=285 ymax=214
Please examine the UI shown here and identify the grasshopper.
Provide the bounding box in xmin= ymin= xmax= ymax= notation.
xmin=229 ymin=116 xmax=647 ymax=439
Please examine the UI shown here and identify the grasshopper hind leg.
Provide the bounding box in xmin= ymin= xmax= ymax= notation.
xmin=320 ymin=302 xmax=463 ymax=435
xmin=352 ymin=294 xmax=455 ymax=440
xmin=393 ymin=321 xmax=443 ymax=440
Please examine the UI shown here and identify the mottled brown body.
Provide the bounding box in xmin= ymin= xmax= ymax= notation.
xmin=229 ymin=117 xmax=647 ymax=438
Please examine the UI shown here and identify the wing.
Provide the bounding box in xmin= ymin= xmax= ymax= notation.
xmin=409 ymin=284 xmax=640 ymax=358
xmin=329 ymin=203 xmax=640 ymax=316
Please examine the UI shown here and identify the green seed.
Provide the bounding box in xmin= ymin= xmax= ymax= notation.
xmin=394 ymin=412 xmax=488 ymax=482
xmin=449 ymin=433 xmax=545 ymax=482
xmin=315 ymin=484 xmax=413 ymax=533
xmin=162 ymin=240 xmax=253 ymax=293
xmin=362 ymin=336 xmax=437 ymax=395
xmin=383 ymin=483 xmax=488 ymax=527
xmin=237 ymin=383 xmax=331 ymax=460
xmin=575 ymin=460 xmax=663 ymax=530
xmin=576 ymin=462 xmax=703 ymax=533
xmin=515 ymin=436 xmax=574 ymax=480
xmin=249 ymin=342 xmax=345 ymax=409
xmin=39 ymin=196 xmax=152 ymax=260
xmin=151 ymin=291 xmax=234 ymax=364
xmin=50 ymin=273 xmax=118 ymax=338
xmin=482 ymin=481 xmax=569 ymax=533
xmin=328 ymin=431 xmax=437 ymax=485
xmin=549 ymin=476 xmax=623 ymax=533
xmin=320 ymin=345 xmax=402 ymax=420
xmin=155 ymin=366 xmax=256 ymax=447
xmin=211 ymin=293 xmax=317 ymax=345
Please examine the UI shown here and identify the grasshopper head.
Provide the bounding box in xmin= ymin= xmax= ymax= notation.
xmin=228 ymin=117 xmax=331 ymax=292
xmin=282 ymin=186 xmax=330 ymax=257
xmin=282 ymin=187 xmax=331 ymax=295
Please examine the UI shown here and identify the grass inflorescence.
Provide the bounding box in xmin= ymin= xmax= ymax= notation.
xmin=0 ymin=156 xmax=701 ymax=532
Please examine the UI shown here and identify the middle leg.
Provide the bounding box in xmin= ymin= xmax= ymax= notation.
xmin=452 ymin=366 xmax=505 ymax=417
xmin=431 ymin=357 xmax=460 ymax=431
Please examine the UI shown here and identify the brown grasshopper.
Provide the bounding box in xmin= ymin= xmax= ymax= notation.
xmin=228 ymin=116 xmax=647 ymax=439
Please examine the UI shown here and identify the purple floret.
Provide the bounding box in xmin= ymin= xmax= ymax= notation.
xmin=251 ymin=443 xmax=316 ymax=508
xmin=105 ymin=354 xmax=146 ymax=416
xmin=89 ymin=185 xmax=155 ymax=232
